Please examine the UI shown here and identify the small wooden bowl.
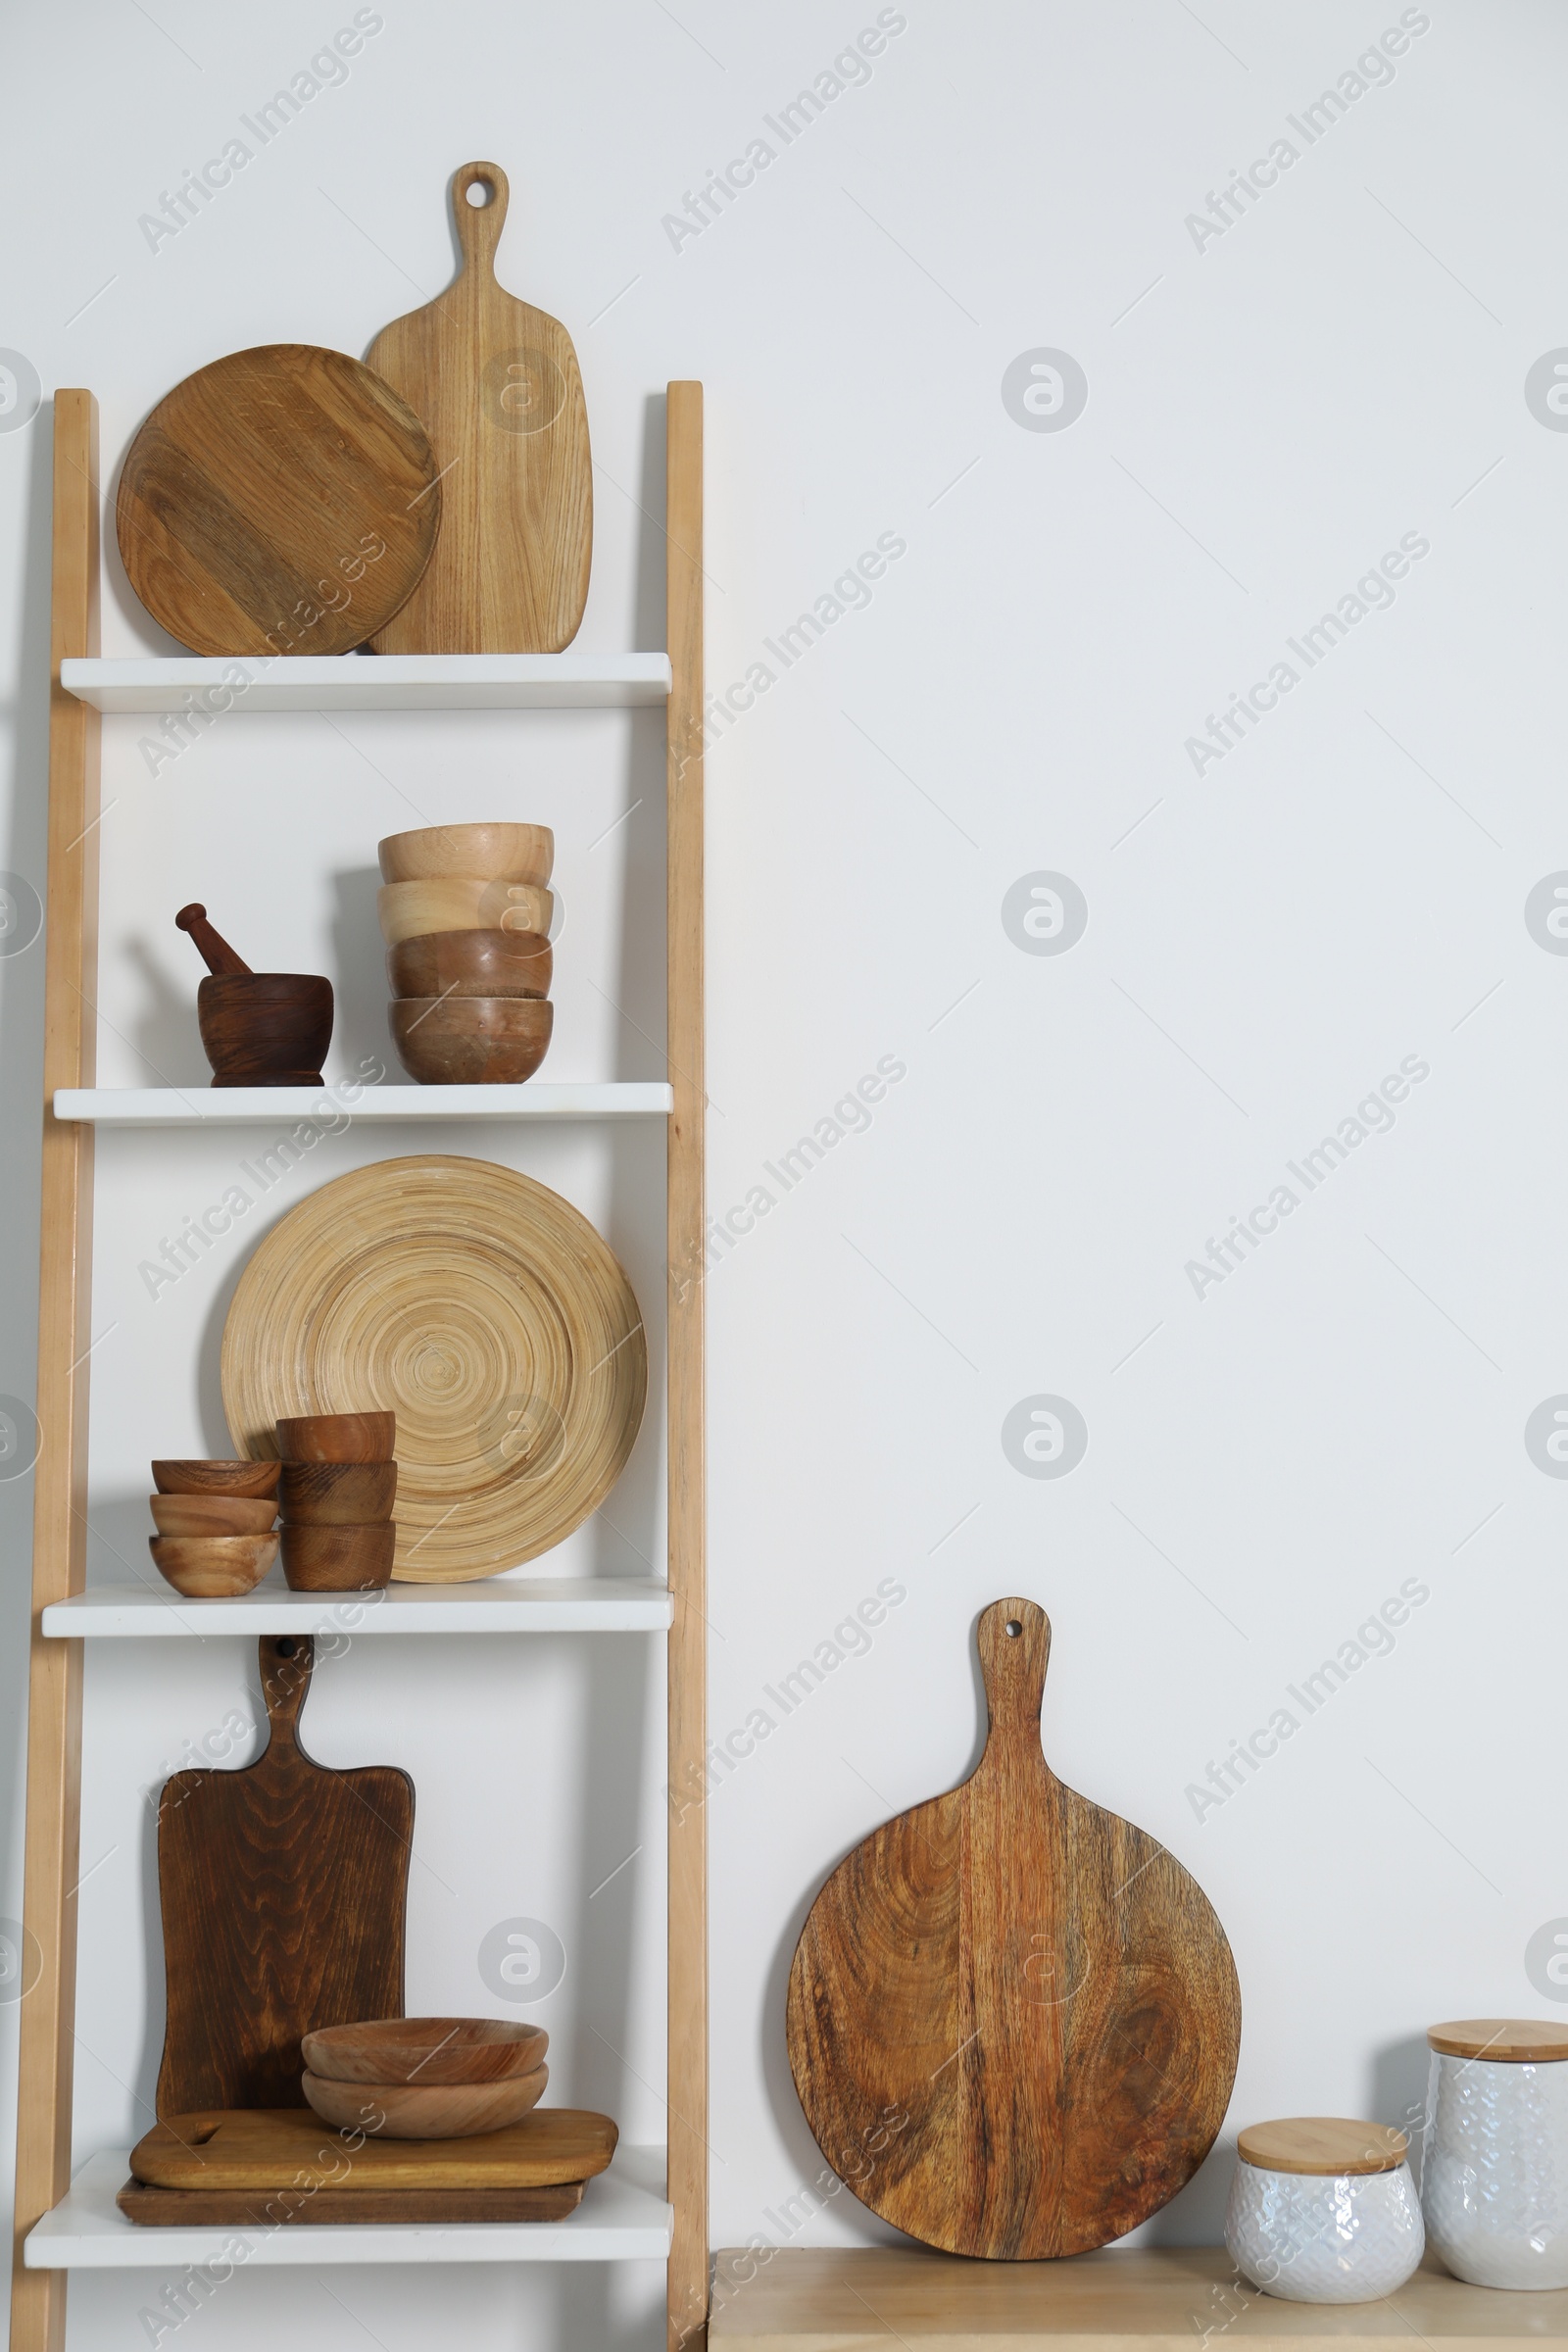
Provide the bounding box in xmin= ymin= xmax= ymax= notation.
xmin=388 ymin=928 xmax=552 ymax=1002
xmin=378 ymin=823 xmax=553 ymax=887
xmin=153 ymin=1458 xmax=280 ymax=1497
xmin=149 ymin=1493 xmax=277 ymax=1538
xmin=280 ymin=1521 xmax=395 ymax=1591
xmin=303 ymin=2017 xmax=549 ymax=2086
xmin=377 ymin=879 xmax=552 ymax=947
xmin=149 ymin=1534 xmax=278 ymax=1598
xmin=197 ymin=973 xmax=333 ymax=1088
xmin=390 ymin=997 xmax=553 ymax=1086
xmin=275 ymin=1411 xmax=396 ymax=1463
xmin=301 ymin=2064 xmax=548 ymax=2138
xmin=279 ymin=1461 xmax=397 ymax=1525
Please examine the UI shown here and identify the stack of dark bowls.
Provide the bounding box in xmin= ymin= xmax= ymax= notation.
xmin=276 ymin=1412 xmax=397 ymax=1591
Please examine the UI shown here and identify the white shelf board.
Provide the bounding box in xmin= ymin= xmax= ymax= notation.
xmin=42 ymin=1577 xmax=673 ymax=1639
xmin=26 ymin=2146 xmax=671 ymax=2268
xmin=53 ymin=1082 xmax=673 ymax=1127
xmin=60 ymin=653 xmax=671 ymax=712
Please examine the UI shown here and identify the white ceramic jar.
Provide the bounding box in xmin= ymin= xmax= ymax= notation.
xmin=1224 ymin=2117 xmax=1425 ymax=2303
xmin=1422 ymin=2017 xmax=1568 ymax=2289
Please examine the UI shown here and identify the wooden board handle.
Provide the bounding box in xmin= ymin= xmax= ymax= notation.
xmin=259 ymin=1634 xmax=314 ymax=1762
xmin=175 ymin=904 xmax=251 ymax=977
xmin=976 ymin=1596 xmax=1052 ymax=1754
xmin=452 ymin=161 xmax=510 ymax=279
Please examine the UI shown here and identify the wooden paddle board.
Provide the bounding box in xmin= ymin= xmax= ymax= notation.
xmin=786 ymin=1599 xmax=1241 ymax=2259
xmin=117 ymin=2177 xmax=585 ymax=2225
xmin=156 ymin=1635 xmax=413 ymax=2116
xmin=367 ymin=161 xmax=591 ymax=653
xmin=129 ymin=2106 xmax=617 ymax=2190
xmin=117 ymin=344 xmax=440 ymax=656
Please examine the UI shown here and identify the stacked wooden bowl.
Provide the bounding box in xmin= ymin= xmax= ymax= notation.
xmin=149 ymin=1460 xmax=279 ymax=1596
xmin=276 ymin=1412 xmax=397 ymax=1591
xmin=379 ymin=824 xmax=554 ymax=1084
xmin=301 ymin=2018 xmax=549 ymax=2138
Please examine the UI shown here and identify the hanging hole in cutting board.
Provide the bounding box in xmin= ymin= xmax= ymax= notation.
xmin=466 ymin=178 xmax=495 ymax=206
xmin=1005 ymin=1619 xmax=1022 ymax=1638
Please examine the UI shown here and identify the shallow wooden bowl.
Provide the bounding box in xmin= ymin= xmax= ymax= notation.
xmin=149 ymin=1493 xmax=277 ymax=1538
xmin=378 ymin=824 xmax=553 ymax=887
xmin=280 ymin=1521 xmax=396 ymax=1591
xmin=197 ymin=973 xmax=333 ymax=1087
xmin=303 ymin=2017 xmax=549 ymax=2086
xmin=150 ymin=1534 xmax=278 ymax=1598
xmin=275 ymin=1411 xmax=397 ymax=1463
xmin=301 ymin=2064 xmax=548 ymax=2137
xmin=377 ymin=879 xmax=552 ymax=947
xmin=153 ymin=1458 xmax=280 ymax=1497
xmin=388 ymin=928 xmax=552 ymax=1002
xmin=390 ymin=997 xmax=553 ymax=1086
xmin=279 ymin=1461 xmax=396 ymax=1525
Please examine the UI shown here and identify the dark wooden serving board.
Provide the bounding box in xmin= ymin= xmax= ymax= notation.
xmin=786 ymin=1599 xmax=1241 ymax=2260
xmin=129 ymin=2107 xmax=617 ymax=2190
xmin=156 ymin=1635 xmax=413 ymax=2117
xmin=118 ymin=2178 xmax=585 ymax=2226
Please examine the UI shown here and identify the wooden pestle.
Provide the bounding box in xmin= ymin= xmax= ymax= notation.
xmin=175 ymin=904 xmax=252 ymax=977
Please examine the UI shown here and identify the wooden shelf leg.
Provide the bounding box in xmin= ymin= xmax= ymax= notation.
xmin=665 ymin=380 xmax=708 ymax=2351
xmin=9 ymin=389 xmax=99 ymax=2352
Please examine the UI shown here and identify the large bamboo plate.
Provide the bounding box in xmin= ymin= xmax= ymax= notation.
xmin=220 ymin=1157 xmax=645 ymax=1582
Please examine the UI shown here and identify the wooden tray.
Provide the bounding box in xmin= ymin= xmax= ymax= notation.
xmin=220 ymin=1155 xmax=647 ymax=1581
xmin=129 ymin=2106 xmax=617 ymax=2191
xmin=118 ymin=2177 xmax=584 ymax=2227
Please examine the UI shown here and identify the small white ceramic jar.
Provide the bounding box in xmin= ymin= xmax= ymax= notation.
xmin=1422 ymin=2017 xmax=1568 ymax=2289
xmin=1224 ymin=2117 xmax=1425 ymax=2303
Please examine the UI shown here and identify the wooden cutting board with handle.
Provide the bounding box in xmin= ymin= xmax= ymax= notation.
xmin=129 ymin=2106 xmax=617 ymax=2189
xmin=156 ymin=1635 xmax=413 ymax=2117
xmin=787 ymin=1599 xmax=1241 ymax=2259
xmin=367 ymin=161 xmax=591 ymax=654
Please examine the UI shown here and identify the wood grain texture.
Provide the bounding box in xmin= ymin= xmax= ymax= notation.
xmin=278 ymin=1461 xmax=396 ymax=1525
xmin=303 ymin=2017 xmax=546 ymax=2085
xmin=117 ymin=344 xmax=439 ymax=656
xmin=665 ymin=382 xmax=709 ymax=2352
xmin=707 ymin=2244 xmax=1568 ymax=2349
xmin=11 ymin=388 xmax=99 ymax=2352
xmin=222 ymin=1156 xmax=647 ymax=1581
xmin=148 ymin=1533 xmax=277 ymax=1598
xmin=1237 ymin=2119 xmax=1406 ymax=2177
xmin=378 ymin=822 xmax=554 ymax=886
xmin=389 ymin=927 xmax=552 ymax=1002
xmin=786 ymin=1599 xmax=1241 ymax=2262
xmin=301 ymin=2064 xmax=546 ymax=2136
xmin=1428 ymin=2019 xmax=1568 ymax=2063
xmin=130 ymin=2105 xmax=616 ymax=2189
xmin=196 ymin=972 xmax=333 ymax=1087
xmin=156 ymin=1635 xmax=412 ymax=2117
xmin=278 ymin=1519 xmax=395 ymax=1591
xmin=118 ymin=2177 xmax=585 ymax=2227
xmin=367 ymin=163 xmax=591 ymax=655
xmin=389 ymin=993 xmax=553 ymax=1084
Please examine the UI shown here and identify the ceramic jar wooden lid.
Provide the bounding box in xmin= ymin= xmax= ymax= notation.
xmin=1237 ymin=2118 xmax=1408 ymax=2176
xmin=1428 ymin=2019 xmax=1568 ymax=2063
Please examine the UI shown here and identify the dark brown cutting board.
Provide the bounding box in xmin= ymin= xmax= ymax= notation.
xmin=366 ymin=162 xmax=591 ymax=654
xmin=129 ymin=2106 xmax=617 ymax=2189
xmin=156 ymin=1635 xmax=413 ymax=2117
xmin=786 ymin=1599 xmax=1241 ymax=2259
xmin=118 ymin=2178 xmax=585 ymax=2226
xmin=117 ymin=345 xmax=440 ymax=657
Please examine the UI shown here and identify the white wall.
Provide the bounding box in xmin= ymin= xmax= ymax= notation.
xmin=4 ymin=1 xmax=1567 ymax=2344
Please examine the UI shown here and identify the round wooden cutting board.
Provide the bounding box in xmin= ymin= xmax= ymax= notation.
xmin=220 ymin=1157 xmax=646 ymax=1581
xmin=117 ymin=344 xmax=440 ymax=656
xmin=787 ymin=1599 xmax=1242 ymax=2260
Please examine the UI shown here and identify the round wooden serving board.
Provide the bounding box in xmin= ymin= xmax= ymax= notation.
xmin=787 ymin=1599 xmax=1242 ymax=2260
xmin=117 ymin=344 xmax=440 ymax=656
xmin=220 ymin=1156 xmax=646 ymax=1581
